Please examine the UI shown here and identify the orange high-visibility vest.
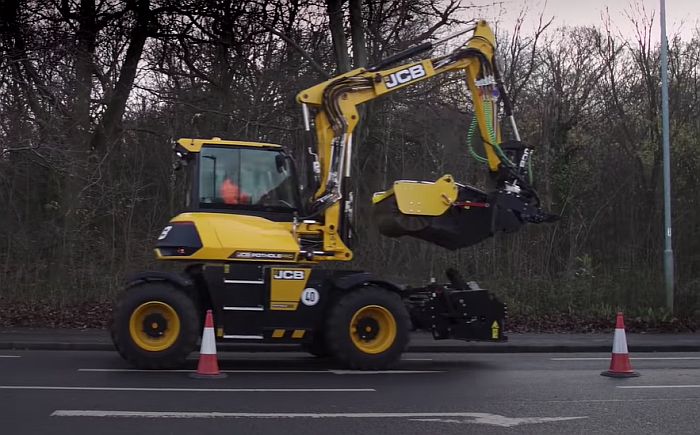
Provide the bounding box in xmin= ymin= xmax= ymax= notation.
xmin=219 ymin=179 xmax=251 ymax=204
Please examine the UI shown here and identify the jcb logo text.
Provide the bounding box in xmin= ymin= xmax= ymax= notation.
xmin=273 ymin=270 xmax=305 ymax=280
xmin=384 ymin=65 xmax=426 ymax=89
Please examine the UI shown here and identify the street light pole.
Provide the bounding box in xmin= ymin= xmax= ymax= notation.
xmin=659 ymin=0 xmax=674 ymax=312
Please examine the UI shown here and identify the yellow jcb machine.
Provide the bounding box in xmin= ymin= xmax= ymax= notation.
xmin=111 ymin=21 xmax=555 ymax=369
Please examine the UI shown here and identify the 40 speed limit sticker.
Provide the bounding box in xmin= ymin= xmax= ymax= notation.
xmin=301 ymin=288 xmax=320 ymax=306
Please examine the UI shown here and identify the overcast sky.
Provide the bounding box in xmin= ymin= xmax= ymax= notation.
xmin=469 ymin=0 xmax=700 ymax=41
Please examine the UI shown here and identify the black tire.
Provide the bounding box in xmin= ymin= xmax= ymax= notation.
xmin=110 ymin=281 xmax=200 ymax=369
xmin=325 ymin=286 xmax=410 ymax=370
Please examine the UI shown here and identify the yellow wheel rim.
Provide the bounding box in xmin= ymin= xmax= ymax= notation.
xmin=128 ymin=301 xmax=180 ymax=352
xmin=349 ymin=305 xmax=397 ymax=354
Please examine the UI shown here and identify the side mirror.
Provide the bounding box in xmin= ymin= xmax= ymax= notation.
xmin=275 ymin=153 xmax=287 ymax=173
xmin=173 ymin=147 xmax=190 ymax=171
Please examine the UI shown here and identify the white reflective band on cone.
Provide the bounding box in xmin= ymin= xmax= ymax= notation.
xmin=200 ymin=327 xmax=217 ymax=355
xmin=612 ymin=328 xmax=628 ymax=354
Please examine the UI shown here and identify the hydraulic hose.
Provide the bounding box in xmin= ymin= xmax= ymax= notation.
xmin=467 ymin=115 xmax=488 ymax=164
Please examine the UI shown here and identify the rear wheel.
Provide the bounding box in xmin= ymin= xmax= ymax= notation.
xmin=325 ymin=286 xmax=410 ymax=370
xmin=110 ymin=281 xmax=200 ymax=369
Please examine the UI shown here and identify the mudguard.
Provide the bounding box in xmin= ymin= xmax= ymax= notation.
xmin=331 ymin=272 xmax=404 ymax=293
xmin=126 ymin=271 xmax=194 ymax=289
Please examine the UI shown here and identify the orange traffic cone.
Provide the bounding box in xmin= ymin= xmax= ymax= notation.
xmin=190 ymin=310 xmax=226 ymax=379
xmin=601 ymin=312 xmax=639 ymax=378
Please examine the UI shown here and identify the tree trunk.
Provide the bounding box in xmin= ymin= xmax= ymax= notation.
xmin=349 ymin=0 xmax=367 ymax=68
xmin=73 ymin=0 xmax=98 ymax=139
xmin=91 ymin=0 xmax=151 ymax=151
xmin=326 ymin=0 xmax=350 ymax=73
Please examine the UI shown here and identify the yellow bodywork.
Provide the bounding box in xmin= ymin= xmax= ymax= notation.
xmin=297 ymin=20 xmax=502 ymax=175
xmin=156 ymin=213 xmax=299 ymax=261
xmin=372 ymin=175 xmax=459 ymax=216
xmin=159 ymin=21 xmax=504 ymax=265
xmin=295 ymin=20 xmax=504 ymax=259
xmin=269 ymin=268 xmax=311 ymax=311
xmin=177 ymin=137 xmax=281 ymax=152
xmin=160 ymin=136 xmax=353 ymax=263
xmin=155 ymin=212 xmax=352 ymax=263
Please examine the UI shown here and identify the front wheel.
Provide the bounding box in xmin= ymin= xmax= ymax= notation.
xmin=325 ymin=286 xmax=410 ymax=370
xmin=110 ymin=281 xmax=200 ymax=369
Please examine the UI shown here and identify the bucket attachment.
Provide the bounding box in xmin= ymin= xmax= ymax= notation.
xmin=372 ymin=174 xmax=553 ymax=250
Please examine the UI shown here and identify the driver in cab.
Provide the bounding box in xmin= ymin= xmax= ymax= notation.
xmin=219 ymin=177 xmax=251 ymax=205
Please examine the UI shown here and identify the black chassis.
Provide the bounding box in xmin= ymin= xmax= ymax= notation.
xmin=127 ymin=264 xmax=507 ymax=344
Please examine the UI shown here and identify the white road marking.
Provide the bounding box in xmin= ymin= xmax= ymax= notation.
xmin=410 ymin=416 xmax=586 ymax=427
xmin=78 ymin=368 xmax=441 ymax=375
xmin=51 ymin=410 xmax=587 ymax=427
xmin=0 ymin=386 xmax=374 ymax=392
xmin=328 ymin=370 xmax=440 ymax=375
xmin=402 ymin=358 xmax=433 ymax=361
xmin=0 ymin=355 xmax=21 ymax=358
xmin=551 ymin=357 xmax=700 ymax=361
xmin=540 ymin=398 xmax=700 ymax=403
xmin=79 ymin=369 xmax=325 ymax=374
xmin=617 ymin=385 xmax=700 ymax=389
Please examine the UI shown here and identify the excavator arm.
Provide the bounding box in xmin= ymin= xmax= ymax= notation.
xmin=296 ymin=20 xmax=553 ymax=254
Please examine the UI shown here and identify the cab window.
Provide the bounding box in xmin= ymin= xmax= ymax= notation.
xmin=198 ymin=146 xmax=298 ymax=211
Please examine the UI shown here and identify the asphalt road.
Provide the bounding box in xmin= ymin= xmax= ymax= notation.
xmin=1 ymin=350 xmax=699 ymax=434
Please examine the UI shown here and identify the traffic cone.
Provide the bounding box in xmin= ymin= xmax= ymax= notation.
xmin=190 ymin=309 xmax=226 ymax=379
xmin=601 ymin=312 xmax=639 ymax=378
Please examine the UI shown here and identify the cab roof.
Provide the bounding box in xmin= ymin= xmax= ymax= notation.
xmin=177 ymin=137 xmax=282 ymax=153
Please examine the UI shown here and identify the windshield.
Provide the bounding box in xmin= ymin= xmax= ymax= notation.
xmin=198 ymin=146 xmax=298 ymax=211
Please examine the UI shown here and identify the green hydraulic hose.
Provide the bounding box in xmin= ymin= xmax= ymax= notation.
xmin=467 ymin=99 xmax=535 ymax=184
xmin=484 ymin=102 xmax=513 ymax=166
xmin=467 ymin=115 xmax=488 ymax=164
xmin=467 ymin=101 xmax=512 ymax=166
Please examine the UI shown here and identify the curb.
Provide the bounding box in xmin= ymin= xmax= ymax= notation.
xmin=0 ymin=342 xmax=114 ymax=351
xmin=2 ymin=342 xmax=699 ymax=353
xmin=407 ymin=344 xmax=700 ymax=353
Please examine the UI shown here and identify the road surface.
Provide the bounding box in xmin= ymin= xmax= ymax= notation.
xmin=1 ymin=350 xmax=699 ymax=434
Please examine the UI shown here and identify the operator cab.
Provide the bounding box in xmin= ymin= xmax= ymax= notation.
xmin=175 ymin=138 xmax=303 ymax=221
